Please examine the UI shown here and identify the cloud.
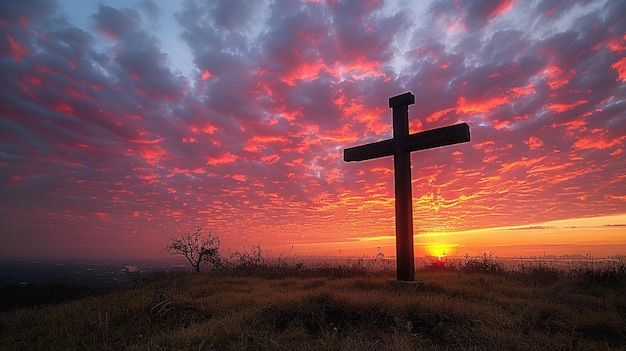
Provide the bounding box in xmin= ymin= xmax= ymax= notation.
xmin=0 ymin=0 xmax=625 ymax=259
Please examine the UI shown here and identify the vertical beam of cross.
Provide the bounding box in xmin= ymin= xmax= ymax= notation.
xmin=344 ymin=92 xmax=470 ymax=281
xmin=390 ymin=93 xmax=415 ymax=281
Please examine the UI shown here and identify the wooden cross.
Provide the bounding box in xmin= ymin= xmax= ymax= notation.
xmin=344 ymin=92 xmax=470 ymax=281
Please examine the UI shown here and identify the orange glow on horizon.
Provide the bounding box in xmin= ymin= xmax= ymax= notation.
xmin=264 ymin=214 xmax=626 ymax=259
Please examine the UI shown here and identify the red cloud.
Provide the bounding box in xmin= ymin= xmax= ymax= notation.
xmin=524 ymin=136 xmax=544 ymax=150
xmin=426 ymin=108 xmax=454 ymax=123
xmin=201 ymin=69 xmax=212 ymax=81
xmin=130 ymin=137 xmax=165 ymax=144
xmin=6 ymin=34 xmax=28 ymax=61
xmin=607 ymin=34 xmax=626 ymax=53
xmin=611 ymin=57 xmax=626 ymax=81
xmin=243 ymin=135 xmax=290 ymax=153
xmin=547 ymin=100 xmax=588 ymax=113
xmin=280 ymin=59 xmax=327 ymax=86
xmin=455 ymin=84 xmax=534 ymax=116
xmin=168 ymin=167 xmax=206 ymax=178
xmin=135 ymin=145 xmax=167 ymax=166
xmin=23 ymin=76 xmax=42 ymax=87
xmin=231 ymin=174 xmax=248 ymax=182
xmin=260 ymin=154 xmax=280 ymax=165
xmin=333 ymin=90 xmax=387 ymax=134
xmin=207 ymin=152 xmax=238 ymax=165
xmin=190 ymin=124 xmax=218 ymax=135
xmin=543 ymin=65 xmax=575 ymax=90
xmin=573 ymin=131 xmax=626 ymax=151
xmin=488 ymin=0 xmax=517 ymax=19
xmin=499 ymin=156 xmax=547 ymax=173
xmin=52 ymin=102 xmax=75 ymax=116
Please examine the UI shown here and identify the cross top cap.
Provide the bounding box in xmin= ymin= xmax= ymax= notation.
xmin=389 ymin=92 xmax=415 ymax=108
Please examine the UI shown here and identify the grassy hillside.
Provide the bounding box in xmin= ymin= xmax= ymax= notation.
xmin=1 ymin=260 xmax=625 ymax=350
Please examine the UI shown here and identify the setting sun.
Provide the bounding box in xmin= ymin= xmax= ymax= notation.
xmin=425 ymin=243 xmax=458 ymax=259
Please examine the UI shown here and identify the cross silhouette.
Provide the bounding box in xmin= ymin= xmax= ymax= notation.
xmin=344 ymin=92 xmax=470 ymax=281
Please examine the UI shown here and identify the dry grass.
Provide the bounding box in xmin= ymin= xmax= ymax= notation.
xmin=1 ymin=261 xmax=625 ymax=350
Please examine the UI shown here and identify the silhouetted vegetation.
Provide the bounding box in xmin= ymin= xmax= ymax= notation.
xmin=165 ymin=227 xmax=221 ymax=272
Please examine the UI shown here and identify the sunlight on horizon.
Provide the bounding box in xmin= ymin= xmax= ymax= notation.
xmin=268 ymin=213 xmax=626 ymax=259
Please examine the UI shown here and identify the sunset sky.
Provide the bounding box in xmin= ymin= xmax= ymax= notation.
xmin=1 ymin=0 xmax=625 ymax=261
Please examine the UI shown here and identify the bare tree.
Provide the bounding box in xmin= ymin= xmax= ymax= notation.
xmin=165 ymin=227 xmax=221 ymax=272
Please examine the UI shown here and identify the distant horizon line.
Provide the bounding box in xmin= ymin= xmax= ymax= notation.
xmin=2 ymin=252 xmax=625 ymax=265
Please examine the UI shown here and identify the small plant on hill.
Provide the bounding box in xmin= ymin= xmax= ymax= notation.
xmin=229 ymin=244 xmax=265 ymax=269
xmin=462 ymin=252 xmax=505 ymax=274
xmin=165 ymin=227 xmax=221 ymax=272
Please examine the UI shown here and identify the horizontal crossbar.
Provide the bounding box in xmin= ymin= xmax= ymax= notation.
xmin=344 ymin=123 xmax=470 ymax=162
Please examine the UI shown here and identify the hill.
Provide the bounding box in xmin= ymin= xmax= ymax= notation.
xmin=1 ymin=259 xmax=625 ymax=350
